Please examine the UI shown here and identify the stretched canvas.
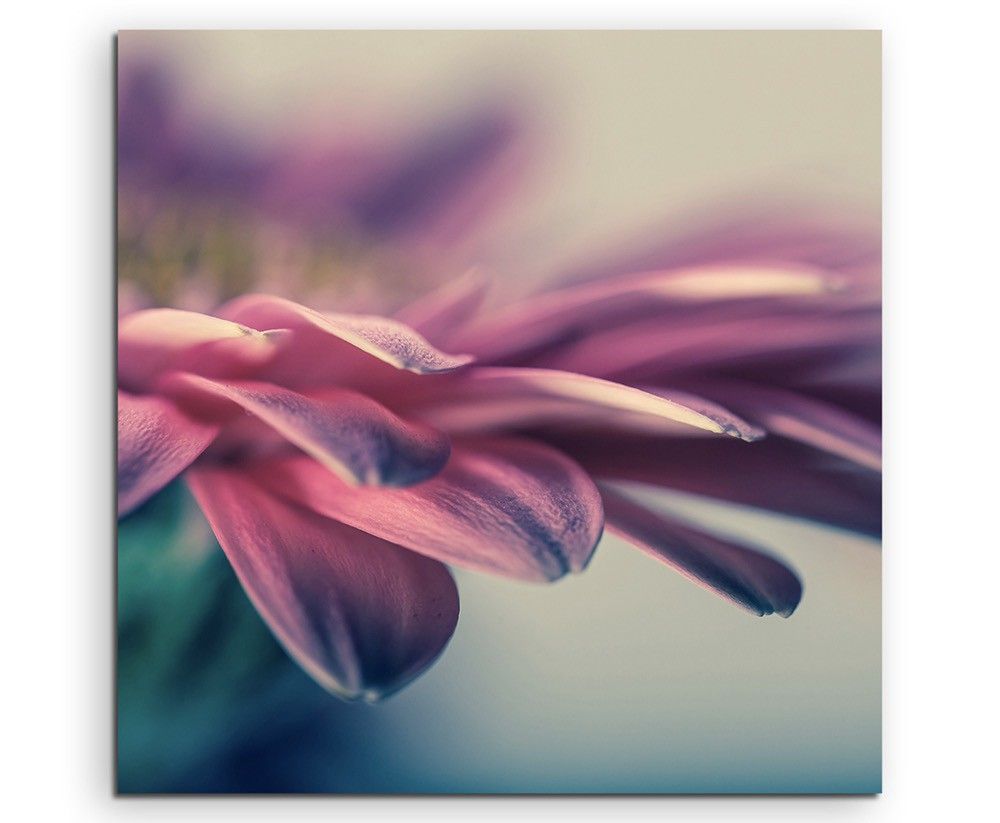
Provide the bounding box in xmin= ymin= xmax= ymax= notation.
xmin=116 ymin=30 xmax=882 ymax=794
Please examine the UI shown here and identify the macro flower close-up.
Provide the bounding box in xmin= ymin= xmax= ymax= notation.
xmin=120 ymin=238 xmax=879 ymax=697
xmin=116 ymin=30 xmax=881 ymax=794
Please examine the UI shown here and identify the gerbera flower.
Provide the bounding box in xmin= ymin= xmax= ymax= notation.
xmin=118 ymin=224 xmax=880 ymax=700
xmin=118 ymin=58 xmax=880 ymax=703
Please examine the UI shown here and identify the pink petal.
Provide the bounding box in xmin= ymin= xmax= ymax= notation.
xmin=393 ymin=267 xmax=490 ymax=341
xmin=644 ymin=386 xmax=766 ymax=441
xmin=408 ymin=367 xmax=763 ymax=441
xmin=118 ymin=391 xmax=217 ymax=516
xmin=250 ymin=438 xmax=605 ymax=582
xmin=545 ymin=430 xmax=881 ymax=537
xmin=219 ymin=294 xmax=474 ymax=375
xmin=601 ymin=484 xmax=802 ymax=617
xmin=558 ymin=209 xmax=880 ymax=289
xmin=187 ymin=468 xmax=459 ymax=701
xmin=447 ymin=263 xmax=849 ymax=362
xmin=118 ymin=308 xmax=281 ymax=392
xmin=688 ymin=381 xmax=881 ymax=471
xmin=162 ymin=373 xmax=451 ymax=487
xmin=802 ymin=348 xmax=882 ymax=390
xmin=540 ymin=309 xmax=880 ymax=381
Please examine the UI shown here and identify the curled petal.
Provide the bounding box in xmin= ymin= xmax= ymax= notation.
xmin=118 ymin=308 xmax=280 ymax=392
xmin=162 ymin=373 xmax=451 ymax=487
xmin=410 ymin=367 xmax=763 ymax=441
xmin=601 ymin=484 xmax=802 ymax=617
xmin=117 ymin=391 xmax=217 ymax=516
xmin=219 ymin=294 xmax=473 ymax=374
xmin=188 ymin=469 xmax=459 ymax=701
xmin=252 ymin=438 xmax=604 ymax=582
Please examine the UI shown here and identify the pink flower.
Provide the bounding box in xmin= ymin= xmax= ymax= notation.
xmin=118 ymin=218 xmax=880 ymax=701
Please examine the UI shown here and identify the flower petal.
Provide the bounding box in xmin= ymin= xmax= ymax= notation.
xmin=689 ymin=381 xmax=882 ymax=471
xmin=600 ymin=484 xmax=802 ymax=617
xmin=219 ymin=294 xmax=474 ymax=374
xmin=560 ymin=209 xmax=881 ymax=289
xmin=251 ymin=437 xmax=604 ymax=582
xmin=408 ymin=367 xmax=763 ymax=441
xmin=545 ymin=430 xmax=881 ymax=537
xmin=162 ymin=373 xmax=451 ymax=487
xmin=394 ymin=267 xmax=490 ymax=340
xmin=447 ymin=263 xmax=847 ymax=362
xmin=117 ymin=391 xmax=217 ymax=516
xmin=187 ymin=468 xmax=459 ymax=701
xmin=118 ymin=308 xmax=280 ymax=392
xmin=541 ymin=309 xmax=880 ymax=381
xmin=349 ymin=105 xmax=523 ymax=244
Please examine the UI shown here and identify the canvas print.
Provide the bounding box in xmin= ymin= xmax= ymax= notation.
xmin=116 ymin=30 xmax=881 ymax=793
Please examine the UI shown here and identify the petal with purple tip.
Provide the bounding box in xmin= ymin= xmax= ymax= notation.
xmin=219 ymin=294 xmax=473 ymax=374
xmin=252 ymin=437 xmax=604 ymax=583
xmin=449 ymin=263 xmax=847 ymax=363
xmin=188 ymin=468 xmax=459 ymax=701
xmin=162 ymin=373 xmax=451 ymax=487
xmin=547 ymin=430 xmax=881 ymax=537
xmin=600 ymin=484 xmax=802 ymax=617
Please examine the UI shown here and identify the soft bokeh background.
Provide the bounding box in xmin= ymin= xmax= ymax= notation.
xmin=117 ymin=30 xmax=880 ymax=793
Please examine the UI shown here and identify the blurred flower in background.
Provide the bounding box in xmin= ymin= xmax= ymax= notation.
xmin=118 ymin=59 xmax=528 ymax=314
xmin=117 ymin=36 xmax=880 ymax=794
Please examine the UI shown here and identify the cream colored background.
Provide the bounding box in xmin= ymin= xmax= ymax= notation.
xmin=125 ymin=30 xmax=880 ymax=283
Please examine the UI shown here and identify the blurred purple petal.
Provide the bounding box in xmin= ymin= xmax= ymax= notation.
xmin=251 ymin=438 xmax=604 ymax=582
xmin=559 ymin=208 xmax=881 ymax=289
xmin=118 ymin=61 xmax=269 ymax=198
xmin=601 ymin=484 xmax=802 ymax=617
xmin=188 ymin=468 xmax=459 ymax=700
xmin=447 ymin=262 xmax=850 ymax=363
xmin=118 ymin=391 xmax=217 ymax=516
xmin=541 ymin=308 xmax=880 ymax=382
xmin=119 ymin=61 xmax=527 ymax=249
xmin=349 ymin=106 xmax=524 ymax=243
xmin=394 ymin=268 xmax=490 ymax=340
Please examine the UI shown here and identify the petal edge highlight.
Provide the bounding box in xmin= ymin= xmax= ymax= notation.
xmin=219 ymin=294 xmax=474 ymax=374
xmin=162 ymin=374 xmax=451 ymax=487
